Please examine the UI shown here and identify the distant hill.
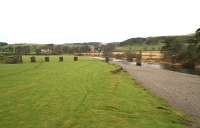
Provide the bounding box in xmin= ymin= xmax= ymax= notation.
xmin=119 ymin=35 xmax=194 ymax=46
xmin=119 ymin=38 xmax=145 ymax=46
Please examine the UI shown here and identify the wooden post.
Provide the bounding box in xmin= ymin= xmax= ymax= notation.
xmin=59 ymin=56 xmax=63 ymax=62
xmin=105 ymin=56 xmax=109 ymax=63
xmin=74 ymin=56 xmax=78 ymax=61
xmin=136 ymin=50 xmax=142 ymax=66
xmin=45 ymin=56 xmax=50 ymax=62
xmin=30 ymin=56 xmax=36 ymax=63
xmin=18 ymin=55 xmax=23 ymax=63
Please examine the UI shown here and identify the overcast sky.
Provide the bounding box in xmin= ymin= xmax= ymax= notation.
xmin=0 ymin=0 xmax=199 ymax=44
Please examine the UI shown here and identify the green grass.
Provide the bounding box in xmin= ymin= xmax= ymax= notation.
xmin=0 ymin=55 xmax=188 ymax=128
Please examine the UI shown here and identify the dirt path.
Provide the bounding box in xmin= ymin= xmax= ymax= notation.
xmin=112 ymin=61 xmax=200 ymax=127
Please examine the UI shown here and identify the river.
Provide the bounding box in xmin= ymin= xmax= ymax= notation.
xmin=112 ymin=58 xmax=200 ymax=75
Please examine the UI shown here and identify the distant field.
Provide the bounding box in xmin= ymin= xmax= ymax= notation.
xmin=0 ymin=55 xmax=188 ymax=128
xmin=115 ymin=43 xmax=165 ymax=52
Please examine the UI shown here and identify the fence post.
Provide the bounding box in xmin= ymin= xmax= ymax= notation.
xmin=45 ymin=56 xmax=50 ymax=62
xmin=74 ymin=56 xmax=78 ymax=61
xmin=59 ymin=56 xmax=63 ymax=62
xmin=105 ymin=56 xmax=109 ymax=63
xmin=136 ymin=50 xmax=142 ymax=66
xmin=30 ymin=56 xmax=36 ymax=63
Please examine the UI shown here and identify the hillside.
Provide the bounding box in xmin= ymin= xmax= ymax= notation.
xmin=119 ymin=35 xmax=194 ymax=46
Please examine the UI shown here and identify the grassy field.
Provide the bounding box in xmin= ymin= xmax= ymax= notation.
xmin=115 ymin=43 xmax=164 ymax=52
xmin=0 ymin=56 xmax=188 ymax=128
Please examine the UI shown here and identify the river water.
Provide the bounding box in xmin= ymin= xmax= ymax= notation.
xmin=112 ymin=59 xmax=200 ymax=75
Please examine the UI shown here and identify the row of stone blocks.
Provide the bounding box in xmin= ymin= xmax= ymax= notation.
xmin=30 ymin=56 xmax=78 ymax=62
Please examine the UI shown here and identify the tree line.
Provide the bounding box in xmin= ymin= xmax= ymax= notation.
xmin=161 ymin=29 xmax=200 ymax=68
xmin=0 ymin=43 xmax=103 ymax=55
